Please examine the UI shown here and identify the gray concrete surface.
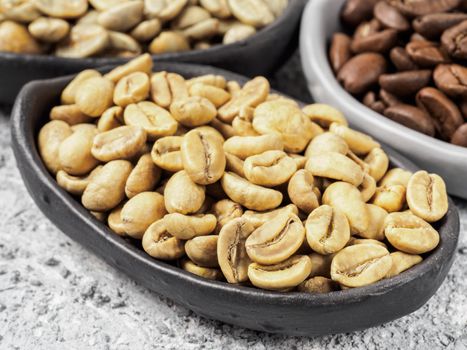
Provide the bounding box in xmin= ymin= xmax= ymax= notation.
xmin=0 ymin=53 xmax=466 ymax=350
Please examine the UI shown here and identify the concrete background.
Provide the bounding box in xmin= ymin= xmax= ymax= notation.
xmin=0 ymin=53 xmax=466 ymax=350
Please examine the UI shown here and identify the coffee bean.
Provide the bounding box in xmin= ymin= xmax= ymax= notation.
xmin=413 ymin=13 xmax=467 ymax=39
xmin=441 ymin=20 xmax=467 ymax=60
xmin=406 ymin=40 xmax=450 ymax=67
xmin=338 ymin=53 xmax=387 ymax=94
xmin=380 ymin=89 xmax=401 ymax=107
xmin=451 ymin=123 xmax=467 ymax=147
xmin=379 ymin=70 xmax=432 ymax=97
xmin=351 ymin=29 xmax=398 ymax=54
xmin=329 ymin=33 xmax=352 ymax=73
xmin=373 ymin=2 xmax=409 ymax=31
xmin=386 ymin=0 xmax=462 ymax=17
xmin=341 ymin=0 xmax=380 ymax=27
xmin=384 ymin=104 xmax=435 ymax=136
xmin=363 ymin=91 xmax=386 ymax=113
xmin=390 ymin=47 xmax=419 ymax=71
xmin=433 ymin=64 xmax=467 ymax=97
xmin=416 ymin=87 xmax=463 ymax=139
xmin=460 ymin=98 xmax=467 ymax=119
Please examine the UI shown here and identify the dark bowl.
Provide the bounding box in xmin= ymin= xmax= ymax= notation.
xmin=0 ymin=0 xmax=305 ymax=105
xmin=11 ymin=62 xmax=460 ymax=336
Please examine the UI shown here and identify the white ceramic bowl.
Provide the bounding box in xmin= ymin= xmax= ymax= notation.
xmin=300 ymin=0 xmax=467 ymax=199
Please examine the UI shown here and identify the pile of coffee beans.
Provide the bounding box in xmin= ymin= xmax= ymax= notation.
xmin=37 ymin=55 xmax=449 ymax=293
xmin=0 ymin=0 xmax=288 ymax=58
xmin=330 ymin=0 xmax=467 ymax=148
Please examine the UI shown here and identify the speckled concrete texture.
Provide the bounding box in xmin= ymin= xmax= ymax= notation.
xmin=0 ymin=53 xmax=466 ymax=350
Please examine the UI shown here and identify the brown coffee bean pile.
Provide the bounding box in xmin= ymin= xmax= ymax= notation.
xmin=330 ymin=0 xmax=467 ymax=148
xmin=37 ymin=55 xmax=450 ymax=293
xmin=0 ymin=0 xmax=288 ymax=58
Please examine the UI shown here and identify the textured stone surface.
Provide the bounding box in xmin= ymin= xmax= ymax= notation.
xmin=0 ymin=53 xmax=466 ymax=349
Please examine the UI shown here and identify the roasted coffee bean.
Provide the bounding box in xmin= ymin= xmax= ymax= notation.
xmin=384 ymin=104 xmax=435 ymax=136
xmin=386 ymin=0 xmax=461 ymax=17
xmin=413 ymin=13 xmax=467 ymax=39
xmin=390 ymin=47 xmax=419 ymax=71
xmin=433 ymin=64 xmax=467 ymax=97
xmin=379 ymin=70 xmax=432 ymax=97
xmin=331 ymin=244 xmax=392 ymax=288
xmin=416 ymin=87 xmax=463 ymax=139
xmin=384 ymin=211 xmax=440 ymax=254
xmin=379 ymin=89 xmax=401 ymax=107
xmin=217 ymin=217 xmax=254 ymax=283
xmin=248 ymin=255 xmax=312 ymax=291
xmin=338 ymin=53 xmax=387 ymax=94
xmin=341 ymin=0 xmax=380 ymax=27
xmin=406 ymin=170 xmax=448 ymax=222
xmin=363 ymin=91 xmax=386 ymax=114
xmin=406 ymin=41 xmax=450 ymax=68
xmin=451 ymin=123 xmax=467 ymax=147
xmin=351 ymin=29 xmax=398 ymax=54
xmin=441 ymin=20 xmax=467 ymax=60
xmin=329 ymin=33 xmax=352 ymax=73
xmin=373 ymin=1 xmax=409 ymax=31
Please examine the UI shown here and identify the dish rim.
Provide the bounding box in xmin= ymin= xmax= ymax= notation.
xmin=10 ymin=61 xmax=460 ymax=309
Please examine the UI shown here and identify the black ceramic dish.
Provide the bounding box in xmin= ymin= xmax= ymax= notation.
xmin=11 ymin=62 xmax=460 ymax=336
xmin=0 ymin=0 xmax=305 ymax=105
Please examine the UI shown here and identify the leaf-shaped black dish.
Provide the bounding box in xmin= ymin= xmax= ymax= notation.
xmin=11 ymin=62 xmax=460 ymax=336
xmin=0 ymin=0 xmax=305 ymax=105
